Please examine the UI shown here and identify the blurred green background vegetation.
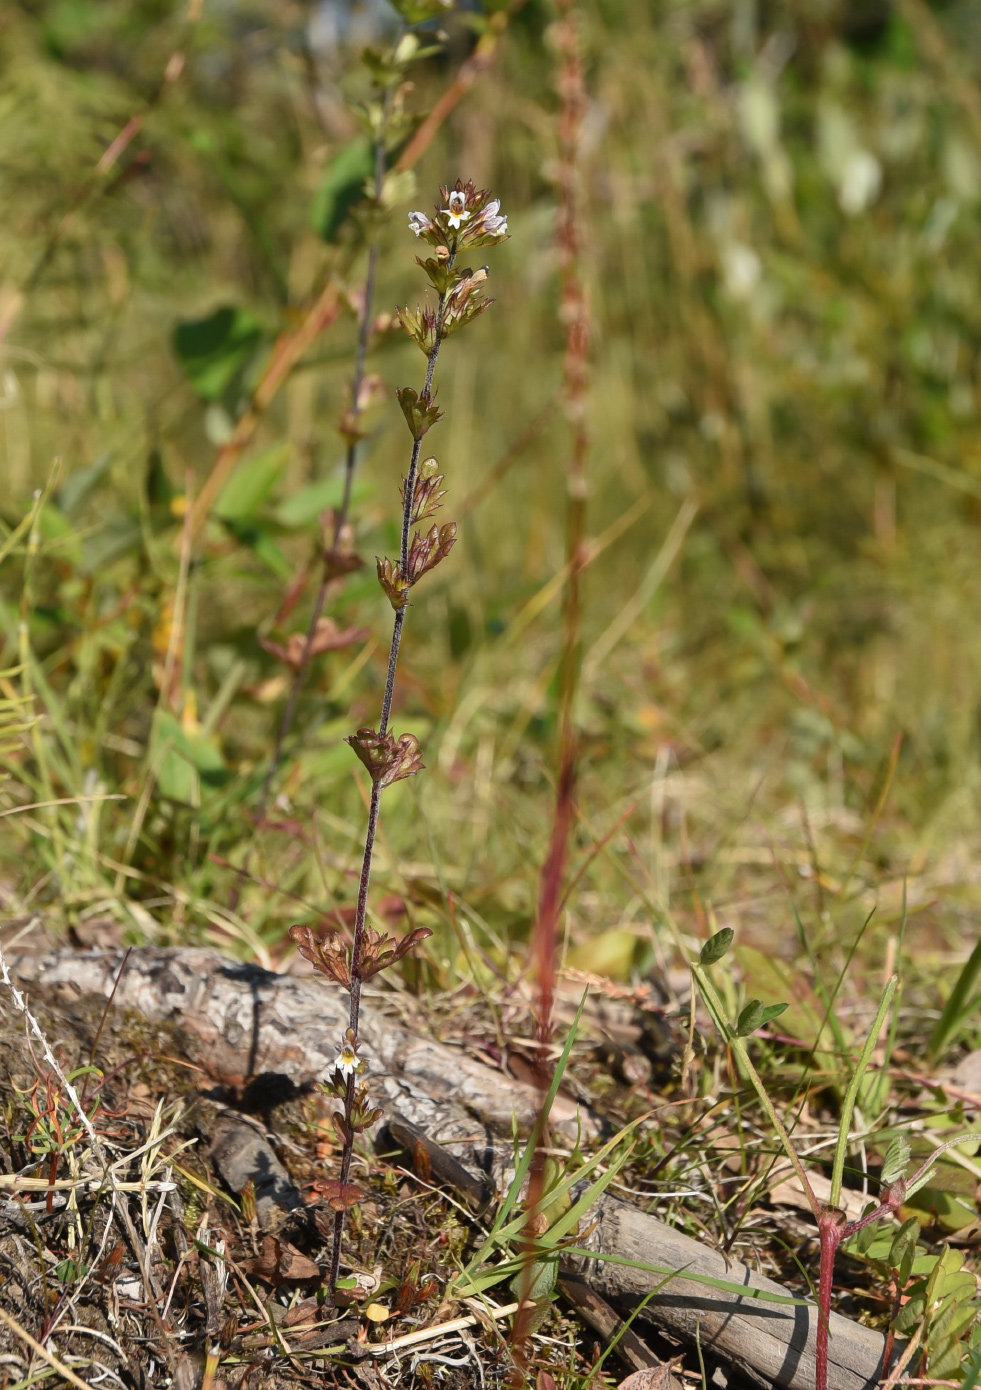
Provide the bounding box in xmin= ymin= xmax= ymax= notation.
xmin=3 ymin=0 xmax=981 ymax=1002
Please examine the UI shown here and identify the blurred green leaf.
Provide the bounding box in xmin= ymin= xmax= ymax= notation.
xmin=58 ymin=453 xmax=112 ymax=518
xmin=150 ymin=709 xmax=228 ymax=806
xmin=37 ymin=505 xmax=83 ymax=566
xmin=81 ymin=515 xmax=142 ymax=573
xmin=311 ymin=139 xmax=375 ymax=244
xmin=273 ymin=476 xmax=372 ymax=529
xmin=929 ymin=936 xmax=981 ymax=1062
xmin=509 ymin=1255 xmax=557 ymax=1302
xmin=388 ymin=0 xmax=453 ymax=23
xmin=221 ymin=519 xmax=291 ymax=577
xmin=216 ymin=444 xmax=290 ymax=522
xmin=173 ymin=306 xmax=265 ymax=403
xmin=567 ymin=928 xmax=638 ymax=981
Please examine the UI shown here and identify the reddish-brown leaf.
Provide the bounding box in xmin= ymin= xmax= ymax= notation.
xmin=315 ymin=1179 xmax=365 ymax=1212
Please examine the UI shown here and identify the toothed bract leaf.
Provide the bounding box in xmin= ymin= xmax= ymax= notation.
xmin=396 ymin=386 xmax=443 ymax=440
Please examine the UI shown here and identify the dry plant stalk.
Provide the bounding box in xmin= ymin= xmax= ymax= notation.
xmin=514 ymin=0 xmax=591 ymax=1367
xmin=290 ymin=179 xmax=508 ymax=1306
xmin=534 ymin=0 xmax=591 ymax=1056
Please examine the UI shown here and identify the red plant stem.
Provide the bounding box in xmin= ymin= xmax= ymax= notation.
xmin=813 ymin=1173 xmax=921 ymax=1390
xmin=324 ymin=252 xmax=455 ymax=1306
xmin=514 ymin=2 xmax=589 ymax=1372
xmin=816 ymin=1209 xmax=845 ymax=1390
xmin=534 ymin=0 xmax=589 ymax=1058
xmin=531 ymin=0 xmax=589 ymax=1099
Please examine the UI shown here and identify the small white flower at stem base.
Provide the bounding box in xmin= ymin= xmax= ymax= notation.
xmin=332 ymin=1043 xmax=359 ymax=1078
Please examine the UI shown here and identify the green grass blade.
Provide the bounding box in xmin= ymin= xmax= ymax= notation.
xmin=929 ymin=936 xmax=981 ymax=1062
xmin=461 ymin=989 xmax=588 ymax=1275
xmin=558 ymin=1247 xmax=807 ymax=1305
xmin=829 ymin=973 xmax=898 ymax=1210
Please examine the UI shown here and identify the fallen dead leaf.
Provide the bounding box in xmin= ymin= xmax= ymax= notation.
xmin=618 ymin=1366 xmax=676 ymax=1390
xmin=245 ymin=1235 xmax=320 ymax=1284
xmin=767 ymin=1165 xmax=872 ymax=1223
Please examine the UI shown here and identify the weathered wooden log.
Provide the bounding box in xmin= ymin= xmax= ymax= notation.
xmin=570 ymin=1198 xmax=892 ymax=1390
xmin=9 ymin=947 xmax=897 ymax=1390
xmin=9 ymin=945 xmax=571 ymax=1155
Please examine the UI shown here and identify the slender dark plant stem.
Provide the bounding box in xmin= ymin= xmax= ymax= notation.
xmin=258 ymin=163 xmax=385 ymax=824
xmin=325 ymin=251 xmax=456 ymax=1305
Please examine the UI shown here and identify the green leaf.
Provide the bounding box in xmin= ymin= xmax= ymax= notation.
xmin=559 ymin=1246 xmax=806 ymax=1306
xmin=735 ymin=944 xmax=830 ymax=1051
xmin=388 ymin=0 xmax=453 ymax=23
xmin=929 ymin=935 xmax=981 ymax=1062
xmin=146 ymin=449 xmax=178 ymax=509
xmin=927 ymin=1338 xmax=968 ymax=1382
xmin=881 ymin=1134 xmax=911 ymax=1185
xmin=274 ymin=476 xmax=372 ymax=529
xmin=567 ymin=928 xmax=638 ymax=981
xmin=890 ymin=1218 xmax=920 ymax=1285
xmin=700 ymin=928 xmax=734 ymax=965
xmin=853 ymin=1202 xmax=879 ymax=1255
xmin=510 ymin=1256 xmax=558 ymax=1303
xmin=893 ymin=1283 xmax=927 ymax=1333
xmin=221 ymin=520 xmax=291 ymax=577
xmin=150 ymin=709 xmax=228 ymax=806
xmin=963 ymin=1344 xmax=981 ymax=1390
xmin=58 ymin=452 xmax=112 ymax=517
xmin=735 ymin=999 xmax=788 ymax=1037
xmin=311 ymin=138 xmax=375 ymax=243
xmin=82 ymin=514 xmax=143 ymax=573
xmin=173 ymin=305 xmax=265 ymax=402
xmin=922 ymin=1192 xmax=979 ymax=1232
xmin=216 ymin=444 xmax=290 ymax=522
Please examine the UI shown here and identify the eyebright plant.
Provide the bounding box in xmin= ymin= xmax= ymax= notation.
xmin=289 ymin=178 xmax=508 ymax=1306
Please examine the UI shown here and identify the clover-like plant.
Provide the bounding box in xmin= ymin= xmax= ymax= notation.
xmin=289 ymin=178 xmax=508 ymax=1305
xmin=692 ymin=927 xmax=978 ymax=1390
